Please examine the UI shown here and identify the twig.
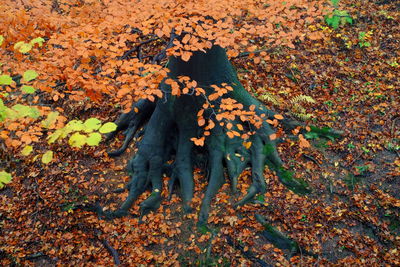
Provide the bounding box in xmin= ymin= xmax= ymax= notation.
xmin=94 ymin=229 xmax=121 ymax=265
xmin=302 ymin=154 xmax=321 ymax=168
xmin=152 ymin=29 xmax=178 ymax=64
xmin=234 ymin=48 xmax=275 ymax=59
xmin=24 ymin=252 xmax=45 ymax=260
xmin=391 ymin=116 xmax=399 ymax=137
xmin=120 ymin=38 xmax=159 ymax=60
xmin=101 ymin=239 xmax=121 ymax=265
xmin=347 ymin=151 xmax=363 ymax=167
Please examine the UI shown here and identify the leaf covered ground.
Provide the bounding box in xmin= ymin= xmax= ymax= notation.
xmin=0 ymin=0 xmax=399 ymax=266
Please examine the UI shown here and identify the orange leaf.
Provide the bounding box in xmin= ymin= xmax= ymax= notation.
xmin=299 ymin=134 xmax=310 ymax=148
xmin=232 ymin=131 xmax=240 ymax=137
xmin=274 ymin=114 xmax=284 ymax=120
xmin=269 ymin=133 xmax=277 ymax=141
xmin=198 ymin=118 xmax=205 ymax=127
xmin=207 ymin=120 xmax=215 ymax=130
xmin=181 ymin=51 xmax=192 ymax=62
xmin=182 ymin=34 xmax=191 ymax=44
xmin=292 ymin=127 xmax=300 ymax=135
xmin=243 ymin=141 xmax=252 ymax=149
xmin=190 ymin=137 xmax=204 ymax=146
xmin=227 ymin=131 xmax=234 ymax=139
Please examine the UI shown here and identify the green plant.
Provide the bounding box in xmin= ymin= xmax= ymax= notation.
xmin=47 ymin=118 xmax=117 ymax=148
xmin=324 ymin=100 xmax=333 ymax=107
xmin=377 ymin=10 xmax=394 ymax=20
xmin=355 ymin=165 xmax=369 ymax=175
xmin=386 ymin=140 xmax=400 ymax=152
xmin=13 ymin=37 xmax=45 ymax=53
xmin=258 ymin=92 xmax=316 ymax=121
xmin=347 ymin=143 xmax=356 ymax=149
xmin=324 ymin=0 xmax=353 ymax=30
xmin=358 ymin=31 xmax=372 ymax=48
xmin=387 ymin=61 xmax=399 ymax=68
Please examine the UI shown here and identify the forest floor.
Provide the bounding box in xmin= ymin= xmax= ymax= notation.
xmin=0 ymin=0 xmax=399 ymax=266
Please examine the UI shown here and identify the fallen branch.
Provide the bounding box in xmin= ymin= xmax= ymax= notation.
xmin=101 ymin=239 xmax=121 ymax=265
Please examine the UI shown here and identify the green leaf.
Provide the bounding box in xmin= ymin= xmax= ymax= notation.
xmin=304 ymin=132 xmax=319 ymax=140
xmin=331 ymin=0 xmax=340 ymax=7
xmin=65 ymin=120 xmax=84 ymax=131
xmin=0 ymin=75 xmax=13 ymax=85
xmin=0 ymin=171 xmax=12 ymax=189
xmin=0 ymin=99 xmax=6 ymax=121
xmin=83 ymin=118 xmax=101 ymax=132
xmin=29 ymin=37 xmax=45 ymax=47
xmin=41 ymin=111 xmax=59 ymax=128
xmin=23 ymin=70 xmax=38 ymax=82
xmin=47 ymin=129 xmax=64 ymax=144
xmin=21 ymin=145 xmax=33 ymax=156
xmin=331 ymin=16 xmax=340 ymax=29
xmin=86 ymin=132 xmax=102 ymax=146
xmin=14 ymin=41 xmax=33 ymax=53
xmin=345 ymin=16 xmax=353 ymax=24
xmin=11 ymin=104 xmax=40 ymax=119
xmin=99 ymin=122 xmax=117 ymax=134
xmin=0 ymin=35 xmax=4 ymax=46
xmin=41 ymin=150 xmax=53 ymax=164
xmin=68 ymin=132 xmax=87 ymax=148
xmin=21 ymin=85 xmax=36 ymax=94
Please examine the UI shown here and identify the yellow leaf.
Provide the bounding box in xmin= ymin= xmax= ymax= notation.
xmin=0 ymin=171 xmax=12 ymax=189
xmin=42 ymin=151 xmax=53 ymax=164
xmin=69 ymin=133 xmax=87 ymax=148
xmin=243 ymin=141 xmax=252 ymax=149
xmin=99 ymin=122 xmax=117 ymax=134
xmin=21 ymin=145 xmax=33 ymax=156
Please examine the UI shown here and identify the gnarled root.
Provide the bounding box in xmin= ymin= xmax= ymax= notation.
xmin=95 ymin=46 xmax=335 ymax=226
xmin=99 ymin=93 xmax=312 ymax=226
xmin=106 ymin=99 xmax=156 ymax=157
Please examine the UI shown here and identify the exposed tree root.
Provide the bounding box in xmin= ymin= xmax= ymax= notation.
xmin=225 ymin=234 xmax=271 ymax=267
xmin=94 ymin=46 xmax=340 ymax=227
xmin=255 ymin=214 xmax=318 ymax=259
